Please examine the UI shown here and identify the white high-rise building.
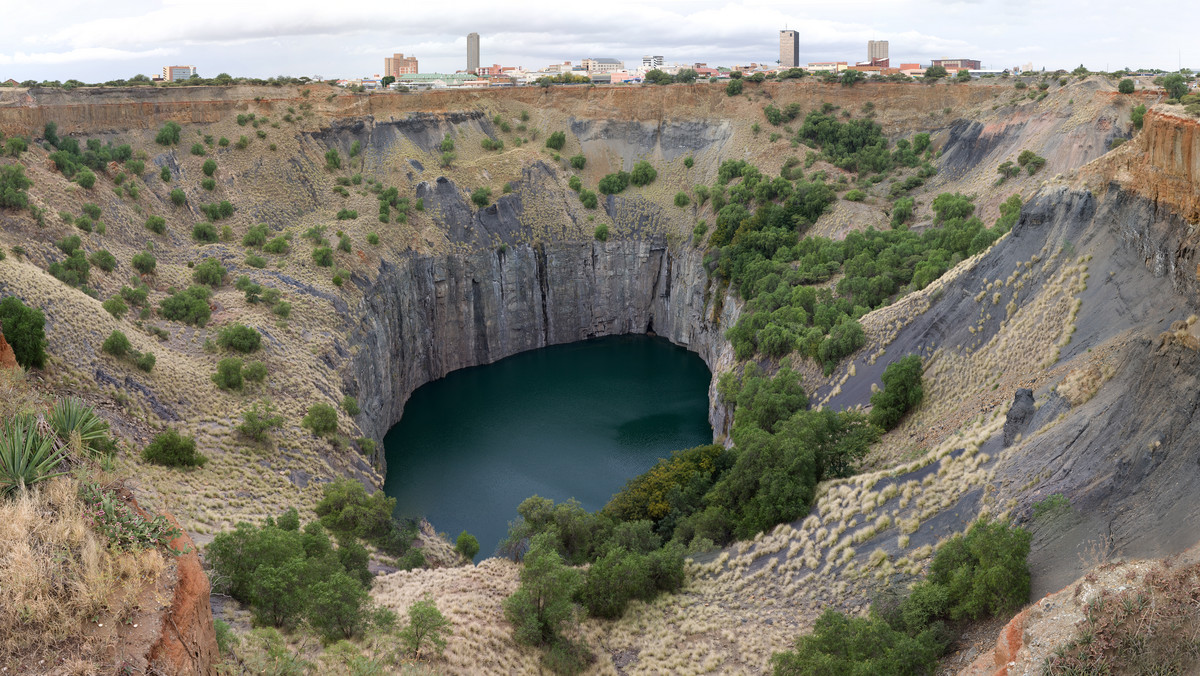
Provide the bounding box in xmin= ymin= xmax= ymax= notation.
xmin=642 ymin=55 xmax=664 ymax=69
xmin=868 ymin=40 xmax=889 ymax=62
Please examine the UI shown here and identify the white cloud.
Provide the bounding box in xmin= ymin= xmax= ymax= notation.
xmin=3 ymin=0 xmax=1197 ymax=81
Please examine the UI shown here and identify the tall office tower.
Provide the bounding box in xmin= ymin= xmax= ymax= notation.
xmin=779 ymin=30 xmax=799 ymax=68
xmin=467 ymin=33 xmax=480 ymax=73
xmin=868 ymin=40 xmax=889 ymax=62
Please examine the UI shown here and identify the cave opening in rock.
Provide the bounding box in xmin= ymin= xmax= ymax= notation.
xmin=381 ymin=334 xmax=713 ymax=559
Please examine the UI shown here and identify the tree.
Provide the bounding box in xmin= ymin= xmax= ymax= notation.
xmin=470 ymin=187 xmax=491 ymax=207
xmin=1131 ymin=104 xmax=1147 ymax=129
xmin=102 ymin=330 xmax=131 ymax=357
xmin=725 ymin=79 xmax=744 ymax=96
xmin=75 ymin=168 xmax=96 ymax=189
xmin=212 ymin=357 xmax=245 ymax=390
xmin=503 ymin=533 xmax=582 ymax=646
xmin=545 ymin=131 xmax=566 ymax=151
xmin=399 ymin=596 xmax=452 ymax=658
xmin=1118 ymin=78 xmax=1135 ymax=94
xmin=217 ymin=323 xmax=261 ymax=353
xmin=302 ymin=403 xmax=338 ymax=436
xmin=955 ymin=69 xmax=972 ymax=82
xmin=132 ymin=251 xmax=157 ymax=275
xmin=238 ymin=401 xmax=284 ymax=442
xmin=381 ymin=75 xmax=395 ymax=88
xmin=1161 ymin=73 xmax=1188 ymax=99
xmin=924 ymin=65 xmax=948 ymax=80
xmin=629 ymin=160 xmax=657 ymax=186
xmin=771 ymin=609 xmax=943 ymax=676
xmin=192 ymin=257 xmax=226 ymax=287
xmin=997 ymin=161 xmax=1020 ymax=179
xmin=155 ymin=121 xmax=181 ymax=146
xmin=869 ymin=355 xmax=924 ymax=430
xmin=142 ymin=429 xmax=207 ymax=467
xmin=455 ymin=531 xmax=480 ymax=560
xmin=0 ymin=164 xmax=32 ymax=209
xmin=325 ymin=148 xmax=341 ymax=170
xmin=840 ymin=69 xmax=864 ymax=86
xmin=675 ymin=68 xmax=699 ymax=84
xmin=306 ymin=571 xmax=370 ymax=641
xmin=0 ymin=296 xmax=47 ymax=368
xmin=569 ymin=154 xmax=586 ymax=170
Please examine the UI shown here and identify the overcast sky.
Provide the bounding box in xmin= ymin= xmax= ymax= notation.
xmin=3 ymin=0 xmax=1196 ymax=82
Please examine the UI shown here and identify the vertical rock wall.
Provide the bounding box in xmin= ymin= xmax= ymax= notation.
xmin=349 ymin=238 xmax=737 ymax=468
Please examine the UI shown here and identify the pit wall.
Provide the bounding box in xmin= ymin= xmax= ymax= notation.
xmin=349 ymin=238 xmax=738 ymax=469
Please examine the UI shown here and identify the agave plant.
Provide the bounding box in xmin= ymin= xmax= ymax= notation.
xmin=0 ymin=415 xmax=68 ymax=495
xmin=48 ymin=397 xmax=110 ymax=457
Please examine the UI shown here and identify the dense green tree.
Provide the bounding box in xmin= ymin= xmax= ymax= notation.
xmin=131 ymin=251 xmax=157 ymax=275
xmin=771 ymin=609 xmax=942 ymax=676
xmin=840 ymin=69 xmax=865 ymax=86
xmin=0 ymin=164 xmax=32 ymax=209
xmin=325 ymin=148 xmax=341 ymax=170
xmin=869 ymin=355 xmax=924 ymax=430
xmin=202 ymin=158 xmax=217 ymax=177
xmin=1131 ymin=104 xmax=1147 ymax=129
xmin=1161 ymin=73 xmax=1187 ymax=99
xmin=102 ymin=330 xmax=131 ymax=357
xmin=597 ymin=171 xmax=630 ymax=194
xmin=725 ymin=79 xmax=744 ymax=96
xmin=629 ymin=161 xmax=657 ymax=186
xmin=192 ymin=257 xmax=226 ymax=287
xmin=142 ymin=429 xmax=206 ymax=467
xmin=302 ymin=403 xmax=338 ymax=436
xmin=159 ymin=286 xmax=211 ymax=325
xmin=924 ymin=65 xmax=948 ymax=80
xmin=504 ymin=533 xmax=582 ymax=646
xmin=212 ymin=357 xmax=245 ymax=390
xmin=1118 ymin=78 xmax=1135 ymax=94
xmin=0 ymin=296 xmax=47 ymax=368
xmin=155 ymin=121 xmax=181 ymax=146
xmin=455 ymin=531 xmax=480 ymax=560
xmin=545 ymin=131 xmax=566 ymax=151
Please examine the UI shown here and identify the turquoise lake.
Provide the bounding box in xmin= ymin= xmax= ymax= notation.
xmin=381 ymin=335 xmax=713 ymax=558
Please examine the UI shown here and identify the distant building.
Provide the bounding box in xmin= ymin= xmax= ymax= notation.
xmin=642 ymin=55 xmax=664 ymax=69
xmin=545 ymin=61 xmax=573 ymax=73
xmin=931 ymin=58 xmax=982 ymax=71
xmin=868 ymin=40 xmax=889 ymax=62
xmin=807 ymin=61 xmax=848 ymax=73
xmin=384 ymin=53 xmax=419 ymax=78
xmin=582 ymin=58 xmax=624 ymax=73
xmin=2 ymin=79 xmax=18 ymax=86
xmin=467 ymin=33 xmax=480 ymax=73
xmin=780 ymin=30 xmax=799 ymax=69
xmin=162 ymin=65 xmax=197 ymax=81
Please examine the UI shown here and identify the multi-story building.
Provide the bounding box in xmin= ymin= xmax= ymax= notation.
xmin=868 ymin=40 xmax=889 ymax=62
xmin=467 ymin=33 xmax=480 ymax=73
xmin=384 ymin=53 xmax=419 ymax=78
xmin=807 ymin=61 xmax=848 ymax=73
xmin=931 ymin=58 xmax=982 ymax=71
xmin=582 ymin=58 xmax=624 ymax=74
xmin=642 ymin=55 xmax=664 ymax=69
xmin=162 ymin=65 xmax=197 ymax=81
xmin=780 ymin=30 xmax=799 ymax=69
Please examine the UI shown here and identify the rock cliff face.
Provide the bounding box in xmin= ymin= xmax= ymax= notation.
xmin=349 ymin=236 xmax=738 ymax=467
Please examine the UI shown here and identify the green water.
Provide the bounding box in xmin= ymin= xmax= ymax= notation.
xmin=381 ymin=335 xmax=713 ymax=559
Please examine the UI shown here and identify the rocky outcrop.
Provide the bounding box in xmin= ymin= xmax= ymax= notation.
xmin=1002 ymin=388 xmax=1035 ymax=447
xmin=146 ymin=517 xmax=219 ymax=675
xmin=0 ymin=332 xmax=16 ymax=369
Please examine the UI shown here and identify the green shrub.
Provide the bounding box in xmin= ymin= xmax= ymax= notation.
xmin=159 ymin=286 xmax=212 ymax=326
xmin=674 ymin=191 xmax=689 ymax=207
xmin=341 ymin=395 xmax=359 ymax=416
xmin=202 ymin=158 xmax=217 ymax=177
xmin=242 ymin=361 xmax=267 ymax=383
xmin=597 ymin=171 xmax=630 ymax=194
xmin=471 ymin=187 xmax=491 ymax=207
xmin=844 ymin=189 xmax=866 ymax=201
xmin=131 ymin=251 xmax=156 ymax=275
xmin=142 ymin=429 xmax=206 ymax=467
xmin=726 ymin=79 xmax=743 ymax=96
xmin=89 ymin=250 xmax=117 ymax=272
xmin=302 ymin=403 xmax=338 ymax=436
xmin=135 ymin=352 xmax=155 ymax=372
xmin=629 ymin=161 xmax=657 ymax=186
xmin=593 ymin=223 xmax=609 ymax=241
xmin=0 ymin=165 xmax=32 ymax=209
xmin=144 ymin=215 xmax=166 ymax=234
xmin=771 ymin=609 xmax=942 ymax=676
xmin=102 ymin=296 xmax=128 ymax=319
xmin=868 ymin=355 xmax=924 ymax=430
xmin=102 ymin=330 xmax=131 ymax=357
xmin=684 ymin=156 xmax=694 ymax=168
xmin=169 ymin=188 xmax=186 ymax=206
xmin=325 ymin=148 xmax=341 ymax=170
xmin=213 ymin=357 xmax=245 ymax=390
xmin=238 ymin=401 xmax=284 ymax=442
xmin=1132 ymin=104 xmax=1147 ymax=129
xmin=75 ymin=168 xmax=96 ymax=189
xmin=336 ymin=209 xmax=357 ymax=221
xmin=569 ymin=154 xmax=586 ymax=170
xmin=455 ymin=531 xmax=480 ymax=560
xmin=155 ymin=121 xmax=181 ymax=146
xmin=1118 ymin=78 xmax=1134 ymax=94
xmin=312 ymin=247 xmax=334 ymax=267
xmin=190 ymin=143 xmax=206 ymax=156
xmin=192 ymin=257 xmax=226 ymax=287
xmin=160 ymin=166 xmax=171 ymax=182
xmin=217 ymin=323 xmax=261 ymax=353
xmin=545 ymin=131 xmax=566 ymax=150
xmin=264 ymin=236 xmax=290 ymax=254
xmin=579 ymin=189 xmax=598 ymax=209
xmin=504 ymin=533 xmax=581 ymax=646
xmin=192 ymin=222 xmax=218 ymax=243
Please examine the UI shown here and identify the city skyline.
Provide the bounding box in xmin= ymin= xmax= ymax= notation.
xmin=2 ymin=0 xmax=1197 ymax=82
